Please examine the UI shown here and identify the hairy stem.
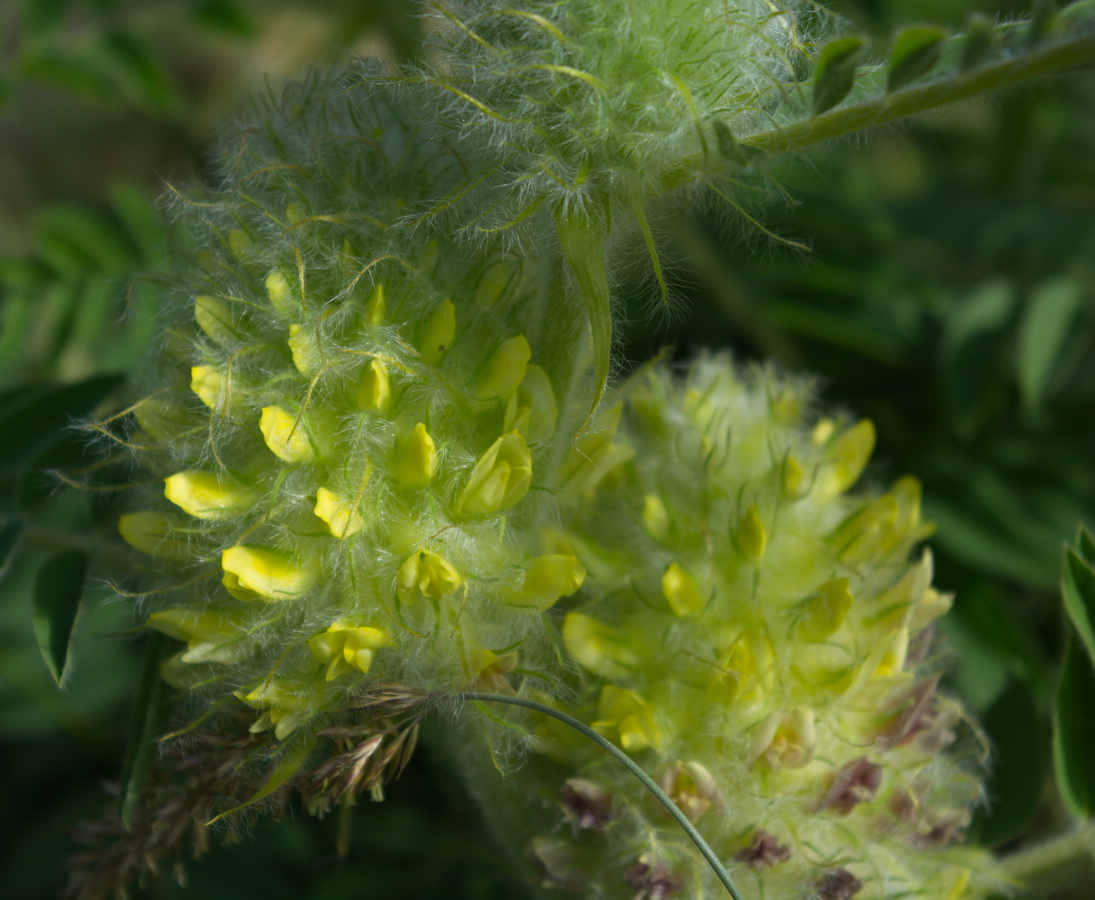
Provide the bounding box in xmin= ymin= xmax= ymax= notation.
xmin=997 ymin=821 xmax=1095 ymax=885
xmin=666 ymin=28 xmax=1095 ymax=186
xmin=459 ymin=691 xmax=746 ymax=900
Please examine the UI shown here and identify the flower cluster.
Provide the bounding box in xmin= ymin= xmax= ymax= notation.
xmin=116 ymin=71 xmax=589 ymax=742
xmin=492 ymin=358 xmax=992 ymax=898
xmin=105 ymin=5 xmax=995 ymax=898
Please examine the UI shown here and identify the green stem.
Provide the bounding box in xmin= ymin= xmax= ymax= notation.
xmin=664 ymin=28 xmax=1095 ymax=185
xmin=13 ymin=521 xmax=131 ymax=567
xmin=459 ymin=691 xmax=746 ymax=900
xmin=997 ymin=821 xmax=1095 ymax=885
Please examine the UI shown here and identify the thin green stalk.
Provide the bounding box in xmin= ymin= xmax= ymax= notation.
xmin=459 ymin=691 xmax=746 ymax=900
xmin=997 ymin=821 xmax=1095 ymax=885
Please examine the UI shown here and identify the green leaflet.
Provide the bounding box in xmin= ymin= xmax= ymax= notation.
xmin=31 ymin=549 xmax=88 ymax=686
xmin=1017 ymin=278 xmax=1082 ymax=414
xmin=888 ymin=27 xmax=948 ymax=92
xmin=1053 ymin=627 xmax=1095 ymax=820
xmin=811 ymin=36 xmax=867 ymax=116
xmin=118 ymin=633 xmax=171 ymax=830
xmin=970 ymin=678 xmax=1045 ymax=846
xmin=1062 ymin=539 xmax=1095 ymax=667
xmin=206 ymin=731 xmax=316 ymax=825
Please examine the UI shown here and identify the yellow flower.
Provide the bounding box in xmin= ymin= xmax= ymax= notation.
xmin=821 ymin=419 xmax=875 ymax=496
xmin=503 ymin=363 xmax=557 ymax=443
xmin=308 ymin=620 xmax=391 ymax=680
xmin=118 ymin=511 xmax=190 ymax=561
xmin=750 ymin=707 xmax=817 ymax=771
xmin=732 ymin=504 xmax=767 ymax=560
xmin=797 ymin=577 xmax=855 ymax=641
xmin=190 ymin=365 xmax=227 ymax=411
xmin=265 ymin=270 xmax=295 ymax=315
xmin=559 ymin=403 xmax=634 ymax=494
xmin=592 ymin=685 xmax=662 ymax=753
xmin=661 ymin=562 xmax=704 ymax=617
xmin=355 ymin=358 xmax=391 ymax=412
xmin=396 ymin=548 xmax=461 ymax=606
xmin=260 ymin=405 xmax=316 ymax=463
xmin=221 ymin=546 xmax=316 ymax=602
xmin=510 ymin=555 xmax=586 ymax=612
xmin=147 ymin=605 xmax=249 ymax=663
xmin=236 ymin=678 xmax=322 ymax=739
xmin=288 ymin=323 xmax=321 ymax=374
xmin=164 ymin=471 xmax=255 ymax=520
xmin=562 ymin=612 xmax=639 ymax=681
xmin=457 ymin=431 xmax=532 ymax=517
xmin=475 ymin=335 xmax=530 ymax=402
xmin=709 ymin=629 xmax=775 ymax=703
xmin=313 ymin=486 xmax=365 ymax=538
xmin=392 ymin=422 xmax=437 ymax=487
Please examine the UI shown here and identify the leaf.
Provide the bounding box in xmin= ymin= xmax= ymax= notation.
xmin=555 ymin=210 xmax=612 ymax=429
xmin=206 ymin=732 xmax=316 ymax=825
xmin=888 ymin=27 xmax=948 ymax=92
xmin=712 ymin=121 xmax=764 ymax=167
xmin=939 ymin=280 xmax=1016 ymax=436
xmin=1016 ymin=278 xmax=1081 ymax=413
xmin=101 ymin=30 xmax=183 ymax=118
xmin=812 ymin=36 xmax=867 ymax=116
xmin=0 ymin=520 xmax=23 ymax=583
xmin=1028 ymin=0 xmax=1060 ymax=47
xmin=1077 ymin=523 xmax=1095 ymax=565
xmin=960 ymin=14 xmax=997 ymax=71
xmin=31 ymin=549 xmax=88 ymax=686
xmin=118 ymin=633 xmax=171 ymax=830
xmin=1062 ymin=546 xmax=1095 ymax=667
xmin=1053 ymin=627 xmax=1095 ymax=820
xmin=970 ymin=679 xmax=1045 ymax=846
xmin=0 ymin=374 xmax=123 ymax=473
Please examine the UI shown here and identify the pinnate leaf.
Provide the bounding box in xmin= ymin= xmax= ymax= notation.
xmin=812 ymin=37 xmax=867 ymax=115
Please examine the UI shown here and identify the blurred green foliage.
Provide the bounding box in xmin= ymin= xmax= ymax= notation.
xmin=1 ymin=0 xmax=1093 ymax=897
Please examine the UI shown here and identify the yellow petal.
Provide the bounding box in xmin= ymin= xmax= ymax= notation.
xmin=457 ymin=431 xmax=531 ymax=517
xmin=475 ymin=335 xmax=530 ymax=402
xmin=314 ymin=486 xmax=364 ymax=538
xmin=798 ymin=577 xmax=855 ymax=641
xmin=164 ymin=471 xmax=254 ymax=520
xmin=118 ymin=511 xmax=190 ymax=561
xmin=355 ymin=358 xmax=391 ymax=412
xmin=265 ymin=270 xmax=294 ymax=314
xmin=662 ymin=562 xmax=704 ymax=617
xmin=190 ymin=365 xmax=226 ymax=411
xmin=221 ymin=546 xmax=316 ymax=601
xmin=392 ymin=423 xmax=437 ymax=487
xmin=512 ymin=555 xmax=586 ymax=612
xmin=288 ymin=323 xmax=321 ymax=375
xmin=396 ymin=548 xmax=461 ymax=605
xmin=562 ymin=612 xmax=638 ymax=681
xmin=733 ymin=504 xmax=767 ymax=560
xmin=260 ymin=405 xmax=316 ymax=463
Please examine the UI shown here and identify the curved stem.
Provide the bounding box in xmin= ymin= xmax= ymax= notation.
xmin=459 ymin=691 xmax=746 ymax=900
xmin=997 ymin=821 xmax=1095 ymax=885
